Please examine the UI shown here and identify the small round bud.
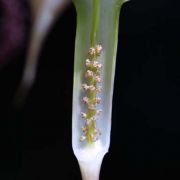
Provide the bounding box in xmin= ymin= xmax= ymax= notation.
xmin=94 ymin=75 xmax=101 ymax=83
xmin=82 ymin=84 xmax=89 ymax=90
xmin=85 ymin=70 xmax=94 ymax=78
xmin=81 ymin=112 xmax=87 ymax=118
xmin=92 ymin=61 xmax=98 ymax=67
xmin=97 ymin=63 xmax=103 ymax=69
xmin=81 ymin=126 xmax=87 ymax=133
xmin=80 ymin=136 xmax=86 ymax=141
xmin=91 ymin=61 xmax=103 ymax=70
xmin=85 ymin=119 xmax=91 ymax=125
xmin=96 ymin=86 xmax=102 ymax=93
xmin=82 ymin=97 xmax=89 ymax=104
xmin=91 ymin=134 xmax=99 ymax=142
xmin=95 ymin=45 xmax=103 ymax=55
xmin=88 ymin=47 xmax=96 ymax=56
xmin=96 ymin=109 xmax=102 ymax=115
xmin=95 ymin=97 xmax=101 ymax=104
xmin=85 ymin=59 xmax=91 ymax=67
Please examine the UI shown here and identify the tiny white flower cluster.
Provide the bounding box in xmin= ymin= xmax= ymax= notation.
xmin=88 ymin=45 xmax=103 ymax=56
xmin=80 ymin=44 xmax=103 ymax=143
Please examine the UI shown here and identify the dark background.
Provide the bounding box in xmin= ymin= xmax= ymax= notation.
xmin=0 ymin=0 xmax=180 ymax=179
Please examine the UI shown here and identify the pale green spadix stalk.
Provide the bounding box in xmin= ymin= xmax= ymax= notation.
xmin=72 ymin=0 xmax=127 ymax=179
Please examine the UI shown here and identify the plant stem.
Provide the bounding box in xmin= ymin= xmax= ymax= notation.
xmin=90 ymin=0 xmax=100 ymax=47
xmin=76 ymin=142 xmax=106 ymax=180
xmin=79 ymin=159 xmax=102 ymax=180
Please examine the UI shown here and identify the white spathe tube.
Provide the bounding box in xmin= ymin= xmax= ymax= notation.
xmin=72 ymin=0 xmax=127 ymax=179
xmin=78 ymin=141 xmax=106 ymax=180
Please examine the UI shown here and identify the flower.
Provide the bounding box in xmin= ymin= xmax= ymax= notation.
xmin=72 ymin=0 xmax=128 ymax=179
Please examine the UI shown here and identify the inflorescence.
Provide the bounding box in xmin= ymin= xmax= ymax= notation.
xmin=80 ymin=44 xmax=103 ymax=143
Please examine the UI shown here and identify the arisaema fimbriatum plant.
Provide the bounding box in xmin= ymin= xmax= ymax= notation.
xmin=72 ymin=0 xmax=128 ymax=179
xmin=12 ymin=0 xmax=128 ymax=179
